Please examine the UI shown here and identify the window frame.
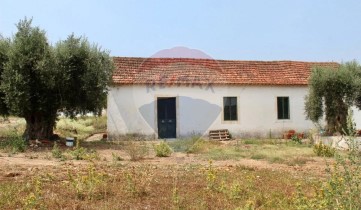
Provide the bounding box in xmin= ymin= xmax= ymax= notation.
xmin=277 ymin=96 xmax=290 ymax=120
xmin=223 ymin=96 xmax=238 ymax=122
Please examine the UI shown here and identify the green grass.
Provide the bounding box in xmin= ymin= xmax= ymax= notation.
xmin=169 ymin=137 xmax=316 ymax=165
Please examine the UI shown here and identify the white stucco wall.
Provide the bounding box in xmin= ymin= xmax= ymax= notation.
xmin=107 ymin=84 xmax=361 ymax=139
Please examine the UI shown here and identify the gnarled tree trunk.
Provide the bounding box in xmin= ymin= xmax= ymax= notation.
xmin=24 ymin=112 xmax=56 ymax=141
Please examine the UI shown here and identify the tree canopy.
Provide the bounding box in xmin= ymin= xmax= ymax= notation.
xmin=305 ymin=61 xmax=361 ymax=134
xmin=0 ymin=18 xmax=113 ymax=140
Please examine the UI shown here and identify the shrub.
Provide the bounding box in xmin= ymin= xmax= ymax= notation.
xmin=313 ymin=142 xmax=335 ymax=157
xmin=154 ymin=141 xmax=173 ymax=157
xmin=291 ymin=135 xmax=302 ymax=144
xmin=51 ymin=142 xmax=62 ymax=159
xmin=123 ymin=140 xmax=149 ymax=161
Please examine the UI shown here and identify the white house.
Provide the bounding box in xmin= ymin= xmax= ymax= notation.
xmin=107 ymin=57 xmax=350 ymax=139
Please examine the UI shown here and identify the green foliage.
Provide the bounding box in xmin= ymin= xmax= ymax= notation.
xmin=295 ymin=113 xmax=361 ymax=209
xmin=291 ymin=135 xmax=302 ymax=144
xmin=68 ymin=145 xmax=99 ymax=161
xmin=305 ymin=62 xmax=361 ymax=134
xmin=0 ymin=37 xmax=10 ymax=116
xmin=0 ymin=130 xmax=26 ymax=153
xmin=154 ymin=141 xmax=173 ymax=157
xmin=313 ymin=142 xmax=335 ymax=157
xmin=205 ymin=160 xmax=217 ymax=190
xmin=51 ymin=142 xmax=63 ymax=159
xmin=54 ymin=34 xmax=113 ymax=117
xmin=0 ymin=18 xmax=113 ymax=140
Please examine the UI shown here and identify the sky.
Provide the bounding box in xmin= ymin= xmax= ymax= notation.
xmin=1 ymin=0 xmax=361 ymax=62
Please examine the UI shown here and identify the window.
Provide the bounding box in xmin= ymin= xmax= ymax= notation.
xmin=277 ymin=97 xmax=290 ymax=119
xmin=223 ymin=97 xmax=237 ymax=121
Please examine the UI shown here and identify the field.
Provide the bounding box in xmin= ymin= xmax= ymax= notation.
xmin=0 ymin=116 xmax=359 ymax=209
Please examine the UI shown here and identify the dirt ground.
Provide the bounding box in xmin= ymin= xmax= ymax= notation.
xmin=0 ymin=134 xmax=330 ymax=182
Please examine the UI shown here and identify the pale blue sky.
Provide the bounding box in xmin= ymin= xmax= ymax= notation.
xmin=1 ymin=0 xmax=361 ymax=62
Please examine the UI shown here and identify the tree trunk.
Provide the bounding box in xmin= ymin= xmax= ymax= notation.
xmin=24 ymin=112 xmax=56 ymax=141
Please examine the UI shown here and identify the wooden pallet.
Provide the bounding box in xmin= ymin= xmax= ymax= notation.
xmin=209 ymin=129 xmax=231 ymax=141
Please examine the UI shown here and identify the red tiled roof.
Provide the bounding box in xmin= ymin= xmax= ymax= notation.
xmin=112 ymin=57 xmax=339 ymax=86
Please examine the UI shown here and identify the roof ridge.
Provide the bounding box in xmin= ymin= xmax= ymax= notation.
xmin=112 ymin=56 xmax=339 ymax=64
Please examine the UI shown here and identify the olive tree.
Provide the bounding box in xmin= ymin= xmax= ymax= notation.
xmin=0 ymin=18 xmax=113 ymax=140
xmin=0 ymin=36 xmax=10 ymax=117
xmin=305 ymin=61 xmax=360 ymax=134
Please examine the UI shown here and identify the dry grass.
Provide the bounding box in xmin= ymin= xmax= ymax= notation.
xmin=0 ymin=118 xmax=335 ymax=209
xmin=0 ymin=162 xmax=318 ymax=209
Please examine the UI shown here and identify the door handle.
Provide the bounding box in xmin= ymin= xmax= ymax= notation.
xmin=168 ymin=120 xmax=172 ymax=122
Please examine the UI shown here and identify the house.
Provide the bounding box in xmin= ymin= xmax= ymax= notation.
xmin=108 ymin=57 xmax=344 ymax=139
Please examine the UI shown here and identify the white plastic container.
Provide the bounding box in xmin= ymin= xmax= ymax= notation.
xmin=66 ymin=137 xmax=74 ymax=147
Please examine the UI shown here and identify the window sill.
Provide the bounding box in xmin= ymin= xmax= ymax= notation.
xmin=276 ymin=119 xmax=292 ymax=123
xmin=222 ymin=120 xmax=239 ymax=124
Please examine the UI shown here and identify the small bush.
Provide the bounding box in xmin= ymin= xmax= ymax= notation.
xmin=291 ymin=135 xmax=302 ymax=144
xmin=313 ymin=142 xmax=335 ymax=157
xmin=154 ymin=141 xmax=173 ymax=157
xmin=187 ymin=139 xmax=207 ymax=153
xmin=123 ymin=140 xmax=149 ymax=161
xmin=51 ymin=142 xmax=62 ymax=159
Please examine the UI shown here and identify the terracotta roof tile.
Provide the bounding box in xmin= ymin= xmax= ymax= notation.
xmin=112 ymin=57 xmax=339 ymax=86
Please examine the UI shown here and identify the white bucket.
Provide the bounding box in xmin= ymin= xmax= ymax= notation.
xmin=66 ymin=137 xmax=74 ymax=147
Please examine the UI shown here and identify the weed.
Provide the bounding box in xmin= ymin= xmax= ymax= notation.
xmin=51 ymin=142 xmax=62 ymax=159
xmin=205 ymin=160 xmax=217 ymax=190
xmin=124 ymin=166 xmax=154 ymax=197
xmin=68 ymin=147 xmax=99 ymax=160
xmin=66 ymin=140 xmax=99 ymax=160
xmin=154 ymin=141 xmax=173 ymax=157
xmin=123 ymin=140 xmax=149 ymax=161
xmin=313 ymin=142 xmax=335 ymax=157
xmin=291 ymin=135 xmax=302 ymax=144
xmin=23 ymin=176 xmax=45 ymax=210
xmin=295 ymin=110 xmax=361 ymax=209
xmin=229 ymin=182 xmax=243 ymax=200
xmin=68 ymin=165 xmax=107 ymax=200
xmin=172 ymin=176 xmax=181 ymax=209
